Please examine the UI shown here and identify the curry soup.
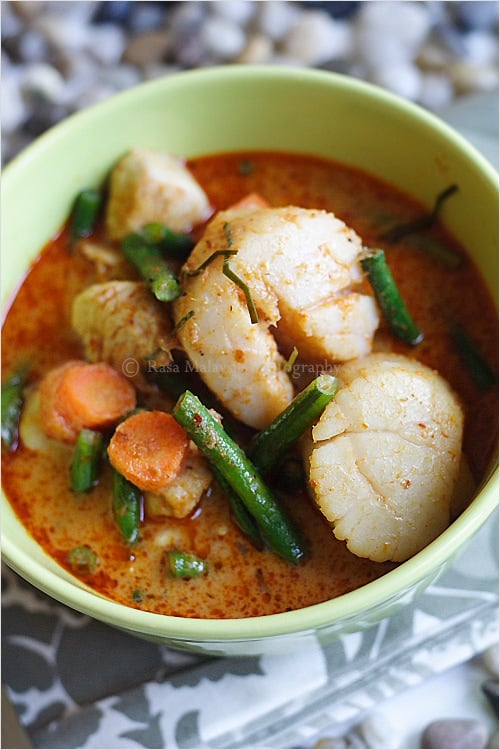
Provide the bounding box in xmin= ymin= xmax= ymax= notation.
xmin=2 ymin=151 xmax=497 ymax=618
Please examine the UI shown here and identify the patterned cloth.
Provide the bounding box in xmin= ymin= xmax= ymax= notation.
xmin=2 ymin=509 xmax=497 ymax=749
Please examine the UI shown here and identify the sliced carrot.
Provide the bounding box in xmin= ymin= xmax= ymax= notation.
xmin=39 ymin=360 xmax=86 ymax=443
xmin=59 ymin=362 xmax=136 ymax=430
xmin=39 ymin=360 xmax=136 ymax=444
xmin=228 ymin=192 xmax=270 ymax=212
xmin=107 ymin=410 xmax=190 ymax=492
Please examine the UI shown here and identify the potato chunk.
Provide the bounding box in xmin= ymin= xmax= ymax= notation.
xmin=106 ymin=149 xmax=211 ymax=241
xmin=305 ymin=353 xmax=464 ymax=562
xmin=71 ymin=281 xmax=172 ymax=389
xmin=145 ymin=445 xmax=213 ymax=519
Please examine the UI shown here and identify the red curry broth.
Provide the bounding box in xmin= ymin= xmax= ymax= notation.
xmin=2 ymin=151 xmax=498 ymax=618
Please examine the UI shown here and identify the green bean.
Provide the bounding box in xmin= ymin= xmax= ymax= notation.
xmin=112 ymin=469 xmax=142 ymax=544
xmin=166 ymin=550 xmax=209 ymax=579
xmin=361 ymin=249 xmax=423 ymax=346
xmin=211 ymin=465 xmax=263 ymax=549
xmin=1 ymin=365 xmax=28 ymax=451
xmin=70 ymin=189 xmax=102 ymax=247
xmin=70 ymin=428 xmax=104 ymax=493
xmin=450 ymin=320 xmax=497 ymax=390
xmin=173 ymin=391 xmax=306 ymax=564
xmin=139 ymin=222 xmax=194 ymax=261
xmin=67 ymin=546 xmax=99 ymax=575
xmin=122 ymin=232 xmax=181 ymax=302
xmin=248 ymin=374 xmax=338 ymax=475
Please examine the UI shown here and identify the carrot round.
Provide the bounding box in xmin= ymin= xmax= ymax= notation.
xmin=107 ymin=410 xmax=189 ymax=492
xmin=39 ymin=360 xmax=86 ymax=443
xmin=228 ymin=192 xmax=269 ymax=212
xmin=59 ymin=362 xmax=136 ymax=429
xmin=39 ymin=360 xmax=136 ymax=444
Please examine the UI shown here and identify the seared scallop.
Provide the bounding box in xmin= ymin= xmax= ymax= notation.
xmin=304 ymin=353 xmax=464 ymax=562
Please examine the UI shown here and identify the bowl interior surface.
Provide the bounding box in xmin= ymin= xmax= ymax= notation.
xmin=2 ymin=66 xmax=498 ymax=651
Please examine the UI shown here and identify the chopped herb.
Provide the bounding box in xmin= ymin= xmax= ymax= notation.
xmin=449 ymin=319 xmax=497 ymax=390
xmin=381 ymin=184 xmax=459 ymax=242
xmin=223 ymin=221 xmax=234 ymax=247
xmin=166 ymin=550 xmax=209 ymax=579
xmin=132 ymin=589 xmax=144 ymax=602
xmin=183 ymin=249 xmax=237 ymax=277
xmin=238 ymin=160 xmax=255 ymax=175
xmin=284 ymin=346 xmax=299 ymax=373
xmin=67 ymin=546 xmax=98 ymax=575
xmin=223 ymin=257 xmax=259 ymax=324
xmin=167 ymin=310 xmax=195 ymax=341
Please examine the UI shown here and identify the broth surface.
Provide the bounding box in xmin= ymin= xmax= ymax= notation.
xmin=2 ymin=151 xmax=497 ymax=618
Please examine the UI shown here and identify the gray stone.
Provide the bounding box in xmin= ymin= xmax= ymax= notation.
xmin=421 ymin=718 xmax=489 ymax=749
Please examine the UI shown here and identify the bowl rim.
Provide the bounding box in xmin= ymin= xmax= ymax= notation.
xmin=2 ymin=65 xmax=498 ymax=643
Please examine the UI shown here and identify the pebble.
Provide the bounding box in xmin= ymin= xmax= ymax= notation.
xmin=283 ymin=12 xmax=352 ymax=66
xmin=482 ymin=644 xmax=499 ymax=677
xmin=453 ymin=1 xmax=499 ymax=31
xmin=313 ymin=736 xmax=347 ymax=749
xmin=1 ymin=72 xmax=27 ymax=133
xmin=85 ymin=23 xmax=126 ymax=66
xmin=419 ymin=71 xmax=454 ymax=111
xmin=257 ymin=0 xmax=302 ymax=42
xmin=421 ymin=718 xmax=489 ymax=749
xmin=19 ymin=62 xmax=66 ymax=105
xmin=450 ymin=61 xmax=499 ymax=95
xmin=354 ymin=1 xmax=432 ymax=68
xmin=1 ymin=0 xmax=498 ymax=166
xmin=200 ymin=16 xmax=247 ymax=61
xmin=123 ymin=29 xmax=171 ymax=68
xmin=16 ymin=29 xmax=50 ymax=64
xmin=370 ymin=61 xmax=423 ymax=101
xmin=358 ymin=711 xmax=403 ymax=749
xmin=211 ymin=0 xmax=256 ymax=26
xmin=236 ymin=34 xmax=274 ymax=65
xmin=462 ymin=30 xmax=499 ymax=66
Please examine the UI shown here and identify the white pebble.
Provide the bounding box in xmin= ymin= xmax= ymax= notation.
xmin=211 ymin=0 xmax=256 ymax=26
xmin=283 ymin=12 xmax=352 ymax=66
xmin=257 ymin=0 xmax=302 ymax=43
xmin=482 ymin=644 xmax=499 ymax=676
xmin=34 ymin=15 xmax=91 ymax=50
xmin=355 ymin=1 xmax=432 ymax=67
xmin=1 ymin=74 xmax=27 ymax=133
xmin=450 ymin=61 xmax=499 ymax=94
xmin=419 ymin=72 xmax=454 ymax=111
xmin=85 ymin=23 xmax=126 ymax=66
xmin=17 ymin=29 xmax=50 ymax=63
xmin=200 ymin=16 xmax=247 ymax=60
xmin=359 ymin=711 xmax=403 ymax=750
xmin=371 ymin=61 xmax=423 ymax=101
xmin=10 ymin=1 xmax=48 ymax=21
xmin=462 ymin=31 xmax=499 ymax=66
xmin=1 ymin=2 xmax=23 ymax=37
xmin=236 ymin=34 xmax=274 ymax=65
xmin=20 ymin=63 xmax=66 ymax=105
xmin=314 ymin=737 xmax=346 ymax=749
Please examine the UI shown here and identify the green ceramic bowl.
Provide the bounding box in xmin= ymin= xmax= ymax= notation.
xmin=2 ymin=67 xmax=498 ymax=656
